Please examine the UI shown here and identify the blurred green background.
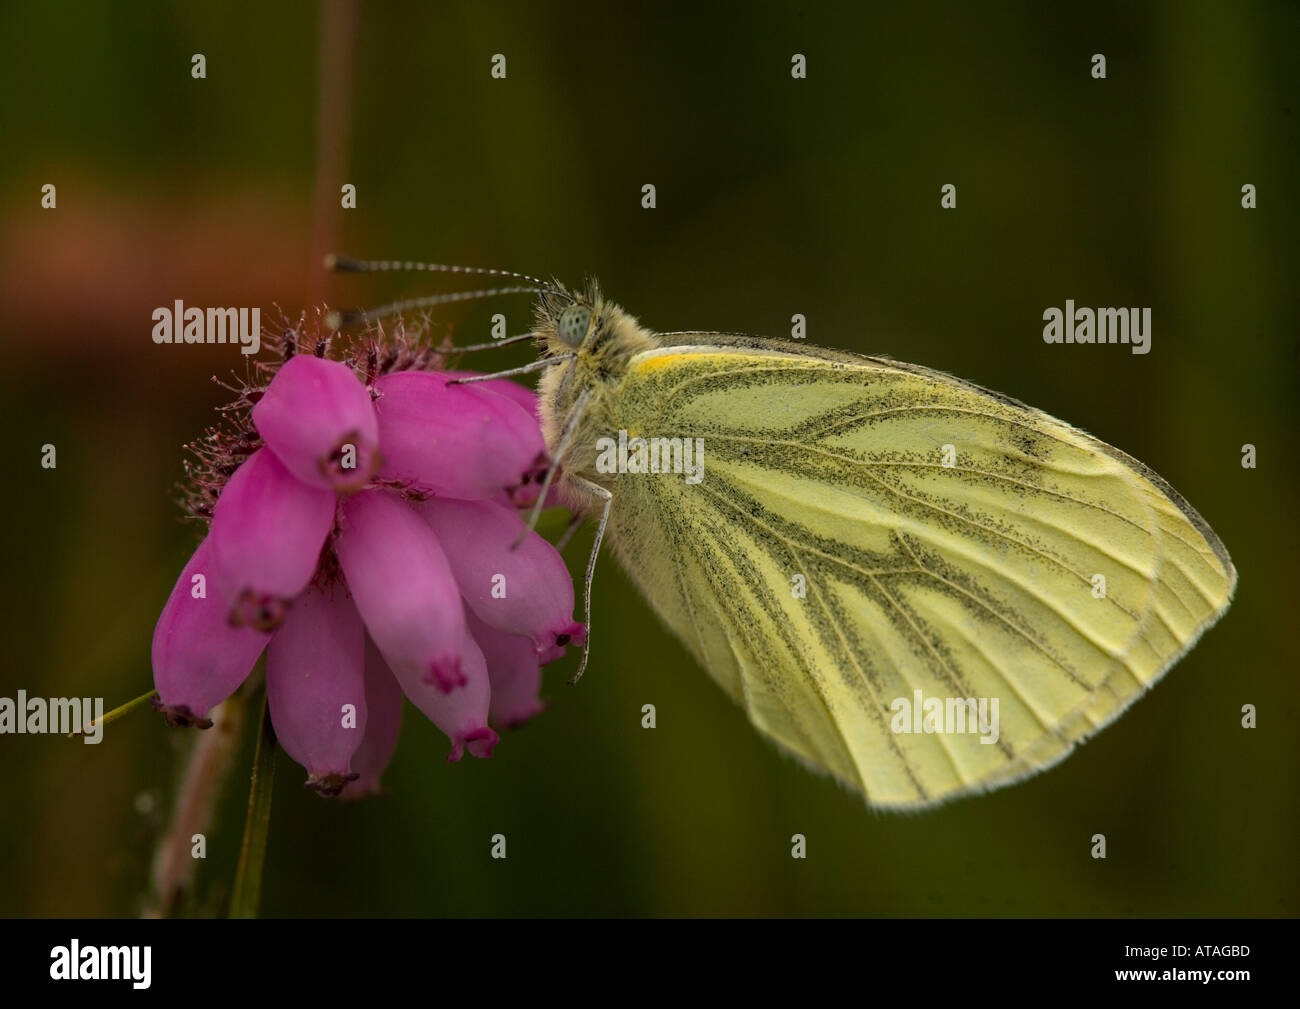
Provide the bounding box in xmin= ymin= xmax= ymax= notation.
xmin=1 ymin=0 xmax=1295 ymax=917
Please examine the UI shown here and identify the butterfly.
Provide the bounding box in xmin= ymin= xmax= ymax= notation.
xmin=328 ymin=257 xmax=1236 ymax=809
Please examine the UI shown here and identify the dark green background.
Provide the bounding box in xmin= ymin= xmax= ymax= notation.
xmin=1 ymin=0 xmax=1295 ymax=916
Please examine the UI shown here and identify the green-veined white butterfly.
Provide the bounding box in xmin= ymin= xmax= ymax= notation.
xmin=328 ymin=257 xmax=1236 ymax=809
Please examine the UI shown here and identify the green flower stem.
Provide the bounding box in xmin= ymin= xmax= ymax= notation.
xmin=229 ymin=692 xmax=277 ymax=919
xmin=69 ymin=688 xmax=157 ymax=738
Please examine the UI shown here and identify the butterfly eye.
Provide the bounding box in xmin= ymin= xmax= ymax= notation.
xmin=557 ymin=305 xmax=592 ymax=347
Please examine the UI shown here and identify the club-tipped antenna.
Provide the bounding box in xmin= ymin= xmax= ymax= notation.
xmin=324 ymin=286 xmax=542 ymax=330
xmin=325 ymin=253 xmax=554 ymax=291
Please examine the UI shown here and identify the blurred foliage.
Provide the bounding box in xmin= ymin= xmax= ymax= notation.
xmin=0 ymin=0 xmax=1295 ymax=917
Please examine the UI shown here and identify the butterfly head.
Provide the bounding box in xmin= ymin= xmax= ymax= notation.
xmin=534 ymin=280 xmax=611 ymax=355
xmin=534 ymin=281 xmax=658 ymax=369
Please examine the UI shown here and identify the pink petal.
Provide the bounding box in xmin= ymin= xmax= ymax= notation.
xmin=341 ymin=635 xmax=405 ymax=799
xmin=209 ymin=447 xmax=336 ymax=630
xmin=152 ymin=537 xmax=270 ymax=727
xmin=252 ymin=354 xmax=381 ymax=492
xmin=335 ymin=488 xmax=466 ymax=693
xmin=467 ymin=609 xmax=547 ymax=730
xmin=266 ymin=581 xmax=367 ymax=796
xmin=391 ymin=620 xmax=497 ymax=762
xmin=416 ymin=497 xmax=585 ymax=659
xmin=441 ymin=374 xmax=556 ymax=508
xmin=373 ymin=371 xmax=547 ymax=504
xmin=444 ymin=371 xmax=561 ymax=512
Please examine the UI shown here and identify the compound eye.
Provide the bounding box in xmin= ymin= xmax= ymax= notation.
xmin=557 ymin=304 xmax=592 ymax=347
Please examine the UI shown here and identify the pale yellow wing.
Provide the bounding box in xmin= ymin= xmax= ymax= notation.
xmin=601 ymin=337 xmax=1235 ymax=807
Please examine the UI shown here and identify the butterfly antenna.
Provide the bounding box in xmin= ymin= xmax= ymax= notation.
xmin=325 ymin=253 xmax=555 ymax=292
xmin=324 ymin=286 xmax=542 ymax=330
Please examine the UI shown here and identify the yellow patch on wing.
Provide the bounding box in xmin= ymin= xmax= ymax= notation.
xmin=630 ymin=349 xmax=783 ymax=375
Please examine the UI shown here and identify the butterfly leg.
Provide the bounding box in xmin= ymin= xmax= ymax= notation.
xmin=566 ymin=475 xmax=612 ymax=685
xmin=555 ymin=513 xmax=585 ymax=552
xmin=425 ymin=332 xmax=537 ymax=354
xmin=446 ymin=354 xmax=575 ymax=385
xmin=512 ymin=386 xmax=593 ymax=547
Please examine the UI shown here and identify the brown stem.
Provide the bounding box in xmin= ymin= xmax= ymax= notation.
xmin=308 ymin=0 xmax=360 ymax=309
xmin=142 ymin=689 xmax=249 ymax=918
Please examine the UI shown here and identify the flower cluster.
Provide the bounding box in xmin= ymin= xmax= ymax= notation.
xmin=152 ymin=318 xmax=583 ymax=796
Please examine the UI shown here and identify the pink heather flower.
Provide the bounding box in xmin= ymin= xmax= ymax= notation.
xmin=441 ymin=371 xmax=566 ymax=509
xmin=373 ymin=371 xmax=548 ymax=506
xmin=209 ymin=446 xmax=336 ymax=630
xmin=152 ymin=316 xmax=581 ymax=794
xmin=388 ymin=619 xmax=498 ymax=763
xmin=335 ymin=488 xmax=466 ymax=694
xmin=265 ymin=581 xmax=367 ymax=795
xmin=416 ymin=496 xmax=585 ymax=660
xmin=342 ymin=636 xmax=404 ymax=798
xmin=466 ymin=609 xmax=548 ymax=730
xmin=252 ymin=354 xmax=382 ymax=493
xmin=152 ymin=537 xmax=272 ymax=729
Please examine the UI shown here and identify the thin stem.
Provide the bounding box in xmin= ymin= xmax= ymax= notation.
xmin=69 ymin=688 xmax=157 ymax=738
xmin=307 ymin=0 xmax=359 ymax=307
xmin=229 ymin=692 xmax=277 ymax=919
xmin=144 ymin=690 xmax=248 ymax=918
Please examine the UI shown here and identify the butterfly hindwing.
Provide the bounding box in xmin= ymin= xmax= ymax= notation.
xmin=593 ymin=336 xmax=1235 ymax=807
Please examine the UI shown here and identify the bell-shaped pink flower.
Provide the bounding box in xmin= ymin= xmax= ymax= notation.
xmin=436 ymin=373 xmax=557 ymax=508
xmin=373 ymin=371 xmax=547 ymax=504
xmin=341 ymin=636 xmax=405 ymax=798
xmin=266 ymin=581 xmax=367 ymax=795
xmin=390 ymin=620 xmax=498 ymax=762
xmin=209 ymin=447 xmax=336 ymax=630
xmin=252 ymin=354 xmax=381 ymax=492
xmin=335 ymin=488 xmax=466 ymax=693
xmin=466 ymin=610 xmax=547 ymax=730
xmin=152 ymin=536 xmax=271 ymax=727
xmin=417 ymin=497 xmax=585 ymax=659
